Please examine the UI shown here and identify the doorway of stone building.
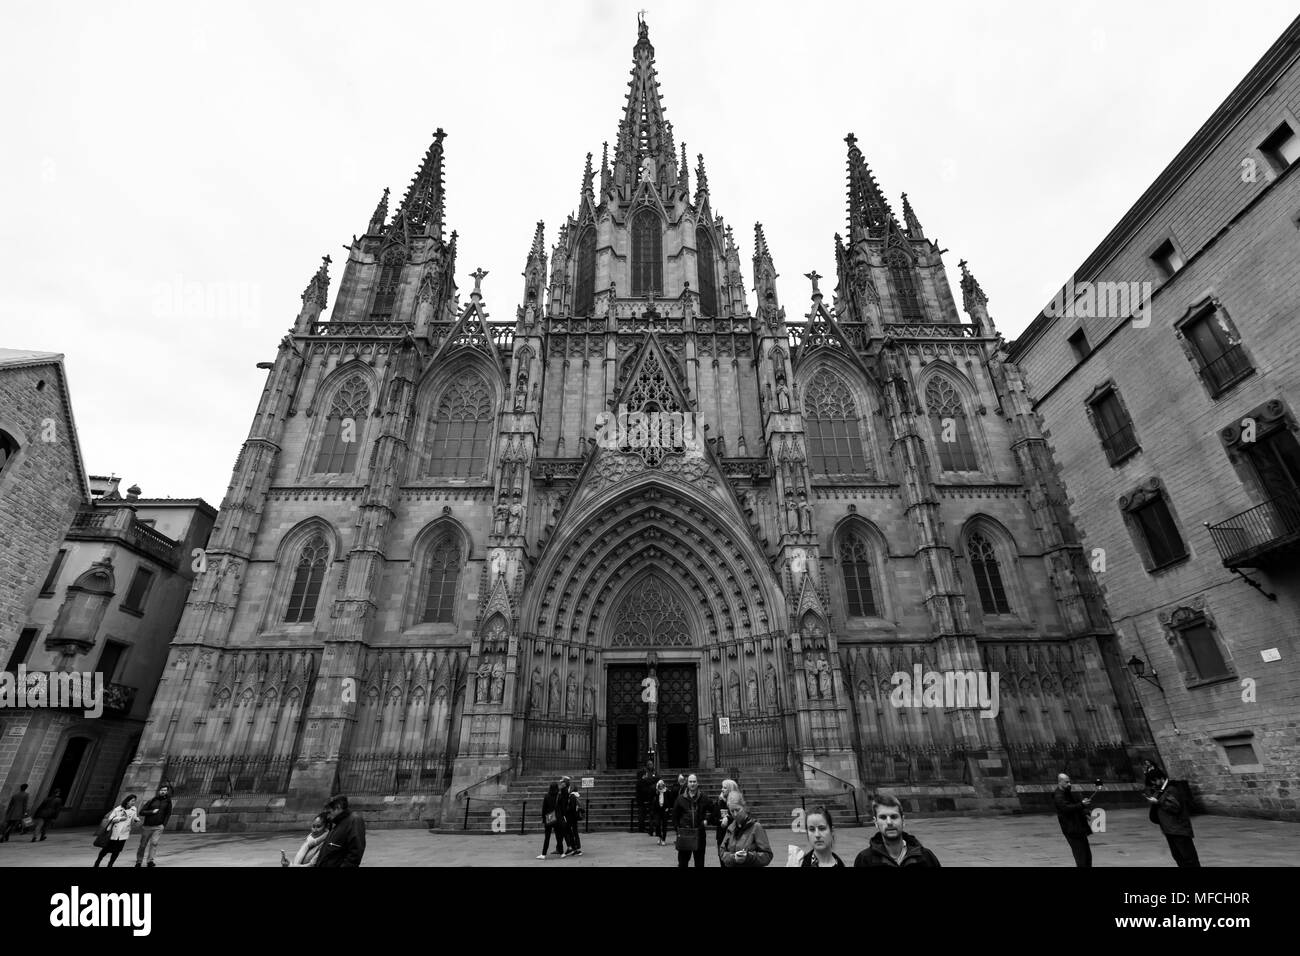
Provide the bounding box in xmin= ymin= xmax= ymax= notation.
xmin=655 ymin=662 xmax=698 ymax=770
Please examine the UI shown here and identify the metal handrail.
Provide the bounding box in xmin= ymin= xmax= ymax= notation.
xmin=794 ymin=759 xmax=860 ymax=825
xmin=454 ymin=758 xmax=515 ymax=803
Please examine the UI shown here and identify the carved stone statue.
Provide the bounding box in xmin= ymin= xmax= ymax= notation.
xmin=711 ymin=671 xmax=723 ymax=712
xmin=548 ymin=670 xmax=560 ymax=713
xmin=530 ymin=667 xmax=543 ymax=712
xmin=476 ymin=662 xmax=492 ymax=703
xmin=514 ymin=370 xmax=528 ymax=411
xmin=491 ymin=663 xmax=505 ymax=703
xmin=785 ymin=493 xmax=798 ymax=533
xmin=805 ymin=664 xmax=818 ymax=699
xmin=764 ymin=664 xmax=777 ymax=706
xmin=776 ymin=378 xmax=791 ymax=413
xmin=746 ymin=670 xmax=759 ymax=710
xmin=583 ymin=680 xmax=595 ymax=716
xmin=796 ymin=491 xmax=811 ymax=533
xmin=493 ymin=501 xmax=508 ymax=536
xmin=816 ymin=658 xmax=832 ymax=699
xmin=728 ymin=671 xmax=741 ymax=710
xmin=565 ymin=674 xmax=578 ymax=715
xmin=507 ymin=503 xmax=523 ymax=537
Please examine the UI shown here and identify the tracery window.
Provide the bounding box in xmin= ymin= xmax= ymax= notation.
xmin=314 ymin=374 xmax=370 ymax=474
xmin=420 ymin=536 xmax=461 ymax=624
xmin=424 ymin=371 xmax=493 ymax=477
xmin=574 ymin=229 xmax=596 ymax=317
xmin=839 ymin=532 xmax=878 ymax=617
xmin=611 ymin=576 xmax=691 ymax=646
xmin=284 ymin=534 xmax=328 ymax=623
xmin=926 ymin=376 xmax=979 ymax=472
xmin=370 ymin=248 xmax=404 ymax=320
xmin=967 ymin=531 xmax=1011 ymax=614
xmin=631 ymin=211 xmax=663 ymax=297
xmin=887 ymin=250 xmax=923 ymax=323
xmin=696 ymin=227 xmax=718 ymax=317
xmin=804 ymin=369 xmax=869 ymax=475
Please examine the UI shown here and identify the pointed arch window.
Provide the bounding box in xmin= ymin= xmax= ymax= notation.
xmin=424 ymin=371 xmax=494 ymax=477
xmin=804 ymin=369 xmax=869 ymax=475
xmin=631 ymin=211 xmax=663 ymax=297
xmin=314 ymin=374 xmax=370 ymax=473
xmin=421 ymin=535 xmax=461 ymax=623
xmin=887 ymin=250 xmax=924 ymax=323
xmin=968 ymin=531 xmax=1011 ymax=614
xmin=284 ymin=534 xmax=328 ymax=623
xmin=696 ymin=227 xmax=718 ymax=317
xmin=840 ymin=531 xmax=878 ymax=617
xmin=370 ymin=248 xmax=404 ymax=320
xmin=926 ymin=376 xmax=979 ymax=472
xmin=574 ymin=229 xmax=596 ymax=318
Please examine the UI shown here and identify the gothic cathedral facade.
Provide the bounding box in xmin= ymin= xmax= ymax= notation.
xmin=126 ymin=18 xmax=1151 ymax=824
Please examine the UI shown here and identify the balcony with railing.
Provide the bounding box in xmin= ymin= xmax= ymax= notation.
xmin=1206 ymin=490 xmax=1300 ymax=568
xmin=69 ymin=509 xmax=180 ymax=567
xmin=1198 ymin=344 xmax=1253 ymax=396
xmin=103 ymin=682 xmax=138 ymax=715
xmin=1099 ymin=421 xmax=1140 ymax=465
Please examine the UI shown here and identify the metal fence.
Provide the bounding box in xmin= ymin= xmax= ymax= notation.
xmin=1004 ymin=741 xmax=1136 ymax=784
xmin=163 ymin=755 xmax=294 ymax=796
xmin=335 ymin=750 xmax=451 ymax=796
xmin=714 ymin=714 xmax=788 ymax=769
xmin=522 ymin=718 xmax=595 ymax=774
xmin=858 ymin=746 xmax=972 ymax=786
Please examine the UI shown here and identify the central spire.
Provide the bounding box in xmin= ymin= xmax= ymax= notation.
xmin=612 ymin=15 xmax=678 ymax=191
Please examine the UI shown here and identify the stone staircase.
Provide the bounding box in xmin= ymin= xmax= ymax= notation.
xmin=439 ymin=767 xmax=865 ymax=834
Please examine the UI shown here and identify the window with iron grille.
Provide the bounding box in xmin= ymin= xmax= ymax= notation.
xmin=424 ymin=371 xmax=494 ymax=477
xmin=1181 ymin=306 xmax=1252 ymax=396
xmin=1087 ymin=386 xmax=1140 ymax=465
xmin=285 ymin=535 xmax=328 ymax=623
xmin=839 ymin=532 xmax=878 ymax=617
xmin=573 ymin=229 xmax=596 ymax=317
xmin=631 ymin=212 xmax=662 ymax=297
xmin=420 ymin=536 xmax=461 ymax=624
xmin=803 ymin=369 xmax=870 ymax=475
xmin=369 ymin=248 xmax=404 ymax=320
xmin=314 ymin=374 xmax=370 ymax=473
xmin=1128 ymin=493 xmax=1187 ymax=570
xmin=926 ymin=377 xmax=979 ymax=472
xmin=887 ymin=250 xmax=923 ymax=322
xmin=696 ymin=227 xmax=718 ymax=317
xmin=967 ymin=531 xmax=1011 ymax=614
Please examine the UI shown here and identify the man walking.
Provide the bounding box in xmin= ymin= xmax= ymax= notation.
xmin=1 ymin=784 xmax=29 ymax=842
xmin=672 ymin=773 xmax=714 ymax=867
xmin=1053 ymin=773 xmax=1094 ymax=867
xmin=1146 ymin=766 xmax=1200 ymax=867
xmin=31 ymin=789 xmax=62 ymax=842
xmin=853 ymin=791 xmax=941 ymax=867
xmin=564 ymin=785 xmax=584 ymax=857
xmin=134 ymin=783 xmax=173 ymax=867
xmin=315 ymin=795 xmax=367 ymax=867
xmin=636 ymin=761 xmax=654 ymax=835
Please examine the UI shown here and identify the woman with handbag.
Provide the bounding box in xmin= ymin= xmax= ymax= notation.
xmin=538 ymin=782 xmax=563 ymax=859
xmin=93 ymin=794 xmax=139 ymax=867
xmin=650 ymin=779 xmax=670 ymax=846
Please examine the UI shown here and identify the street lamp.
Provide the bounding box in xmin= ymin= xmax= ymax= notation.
xmin=1127 ymin=655 xmax=1163 ymax=692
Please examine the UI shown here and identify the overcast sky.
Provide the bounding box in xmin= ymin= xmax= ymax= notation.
xmin=2 ymin=0 xmax=1295 ymax=507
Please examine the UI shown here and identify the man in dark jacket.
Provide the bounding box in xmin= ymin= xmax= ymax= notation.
xmin=31 ymin=788 xmax=63 ymax=842
xmin=316 ymin=795 xmax=367 ymax=867
xmin=2 ymin=783 xmax=29 ymax=842
xmin=562 ymin=780 xmax=583 ymax=857
xmin=672 ymin=773 xmax=715 ymax=867
xmin=1053 ymin=773 xmax=1094 ymax=867
xmin=636 ymin=762 xmax=654 ymax=835
xmin=134 ymin=783 xmax=173 ymax=867
xmin=1146 ymin=768 xmax=1199 ymax=867
xmin=854 ymin=791 xmax=941 ymax=867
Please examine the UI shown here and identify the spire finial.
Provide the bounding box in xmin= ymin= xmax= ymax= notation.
xmin=529 ymin=221 xmax=546 ymax=259
xmin=582 ymin=152 xmax=595 ymax=196
xmin=901 ymin=192 xmax=925 ymax=239
xmin=368 ymin=187 xmax=390 ymax=234
xmin=695 ymin=152 xmax=709 ymax=203
xmin=397 ymin=128 xmax=448 ymax=239
xmin=844 ymin=132 xmax=893 ymax=240
xmin=805 ymin=270 xmax=823 ymax=299
xmin=301 ymin=254 xmax=331 ymax=308
xmin=470 ymin=267 xmax=488 ymax=300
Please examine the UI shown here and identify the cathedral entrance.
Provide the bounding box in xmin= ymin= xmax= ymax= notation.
xmin=654 ymin=663 xmax=698 ymax=770
xmin=606 ymin=664 xmax=650 ymax=769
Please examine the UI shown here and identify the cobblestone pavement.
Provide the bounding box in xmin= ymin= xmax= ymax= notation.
xmin=0 ymin=809 xmax=1295 ymax=867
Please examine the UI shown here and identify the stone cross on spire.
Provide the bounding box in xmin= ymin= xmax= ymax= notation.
xmin=470 ymin=267 xmax=489 ymax=299
xmin=805 ymin=270 xmax=823 ymax=298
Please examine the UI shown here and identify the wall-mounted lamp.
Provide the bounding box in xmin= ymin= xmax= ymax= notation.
xmin=1127 ymin=655 xmax=1163 ymax=692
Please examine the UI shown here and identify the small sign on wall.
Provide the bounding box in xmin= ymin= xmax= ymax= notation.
xmin=1261 ymin=648 xmax=1281 ymax=662
xmin=581 ymin=776 xmax=594 ymax=790
xmin=718 ymin=717 xmax=731 ymax=735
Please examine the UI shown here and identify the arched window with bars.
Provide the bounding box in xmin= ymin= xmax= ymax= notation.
xmin=839 ymin=530 xmax=879 ymax=617
xmin=696 ymin=226 xmax=718 ymax=317
xmin=573 ymin=229 xmax=596 ymax=317
xmin=631 ymin=211 xmax=663 ymax=297
xmin=925 ymin=375 xmax=979 ymax=472
xmin=803 ymin=368 xmax=870 ymax=475
xmin=887 ymin=249 xmax=923 ymax=323
xmin=284 ymin=534 xmax=328 ymax=623
xmin=370 ymin=248 xmax=404 ymax=320
xmin=313 ymin=374 xmax=370 ymax=473
xmin=967 ymin=530 xmax=1011 ymax=614
xmin=424 ymin=370 xmax=494 ymax=477
xmin=420 ymin=535 xmax=461 ymax=624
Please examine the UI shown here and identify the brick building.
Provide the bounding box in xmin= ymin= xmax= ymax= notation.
xmin=124 ymin=16 xmax=1151 ymax=830
xmin=2 ymin=479 xmax=215 ymax=825
xmin=1007 ymin=17 xmax=1300 ymax=820
xmin=0 ymin=349 xmax=88 ymax=680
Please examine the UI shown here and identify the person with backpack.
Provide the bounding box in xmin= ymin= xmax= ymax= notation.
xmin=93 ymin=794 xmax=139 ymax=867
xmin=562 ymin=780 xmax=583 ymax=857
xmin=538 ymin=782 xmax=564 ymax=859
xmin=31 ymin=789 xmax=63 ymax=842
xmin=134 ymin=783 xmax=173 ymax=867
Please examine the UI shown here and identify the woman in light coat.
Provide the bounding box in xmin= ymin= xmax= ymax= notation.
xmin=93 ymin=794 xmax=139 ymax=867
xmin=282 ymin=813 xmax=330 ymax=867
